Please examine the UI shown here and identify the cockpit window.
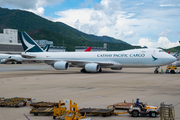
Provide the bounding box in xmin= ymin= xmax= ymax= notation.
xmin=159 ymin=50 xmax=165 ymax=52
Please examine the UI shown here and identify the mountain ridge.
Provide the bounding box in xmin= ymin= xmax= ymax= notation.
xmin=0 ymin=7 xmax=141 ymax=51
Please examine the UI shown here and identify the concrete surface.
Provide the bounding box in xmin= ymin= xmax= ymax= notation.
xmin=0 ymin=64 xmax=180 ymax=120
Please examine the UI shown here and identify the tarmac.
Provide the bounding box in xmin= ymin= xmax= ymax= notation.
xmin=0 ymin=63 xmax=180 ymax=120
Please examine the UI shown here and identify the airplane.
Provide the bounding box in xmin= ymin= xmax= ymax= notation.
xmin=168 ymin=52 xmax=180 ymax=67
xmin=0 ymin=44 xmax=50 ymax=64
xmin=43 ymin=44 xmax=50 ymax=52
xmin=18 ymin=31 xmax=177 ymax=73
xmin=84 ymin=47 xmax=92 ymax=52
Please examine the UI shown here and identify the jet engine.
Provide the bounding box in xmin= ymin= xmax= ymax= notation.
xmin=85 ymin=63 xmax=100 ymax=72
xmin=53 ymin=61 xmax=69 ymax=70
xmin=111 ymin=67 xmax=123 ymax=70
xmin=0 ymin=59 xmax=7 ymax=64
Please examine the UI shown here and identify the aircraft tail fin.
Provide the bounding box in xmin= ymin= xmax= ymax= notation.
xmin=84 ymin=47 xmax=92 ymax=52
xmin=174 ymin=52 xmax=179 ymax=58
xmin=43 ymin=44 xmax=50 ymax=52
xmin=18 ymin=31 xmax=43 ymax=52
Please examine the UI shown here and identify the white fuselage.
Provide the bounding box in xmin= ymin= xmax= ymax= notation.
xmin=0 ymin=54 xmax=24 ymax=62
xmin=21 ymin=48 xmax=176 ymax=68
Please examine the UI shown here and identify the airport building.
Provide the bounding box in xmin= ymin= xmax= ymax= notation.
xmin=0 ymin=29 xmax=23 ymax=53
xmin=35 ymin=40 xmax=53 ymax=47
xmin=35 ymin=40 xmax=66 ymax=52
xmin=75 ymin=43 xmax=107 ymax=52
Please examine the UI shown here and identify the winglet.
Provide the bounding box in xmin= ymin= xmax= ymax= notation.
xmin=18 ymin=31 xmax=43 ymax=52
xmin=84 ymin=47 xmax=92 ymax=52
xmin=43 ymin=44 xmax=50 ymax=52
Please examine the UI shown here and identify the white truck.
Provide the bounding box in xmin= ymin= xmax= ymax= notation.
xmin=128 ymin=103 xmax=159 ymax=117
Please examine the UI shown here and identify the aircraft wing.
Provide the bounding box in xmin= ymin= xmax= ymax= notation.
xmin=43 ymin=59 xmax=120 ymax=67
xmin=67 ymin=60 xmax=114 ymax=65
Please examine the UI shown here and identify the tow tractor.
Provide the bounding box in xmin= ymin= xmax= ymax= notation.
xmin=128 ymin=102 xmax=159 ymax=117
xmin=166 ymin=66 xmax=180 ymax=74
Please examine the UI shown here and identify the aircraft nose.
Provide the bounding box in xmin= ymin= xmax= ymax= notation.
xmin=170 ymin=56 xmax=177 ymax=62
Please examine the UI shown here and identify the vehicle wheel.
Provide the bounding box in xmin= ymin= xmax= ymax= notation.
xmin=53 ymin=116 xmax=56 ymax=119
xmin=149 ymin=112 xmax=156 ymax=117
xmin=102 ymin=114 xmax=107 ymax=117
xmin=81 ymin=113 xmax=85 ymax=116
xmin=132 ymin=110 xmax=139 ymax=117
xmin=34 ymin=113 xmax=38 ymax=116
xmin=170 ymin=70 xmax=175 ymax=74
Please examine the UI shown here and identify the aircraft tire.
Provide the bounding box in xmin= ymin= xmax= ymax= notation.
xmin=154 ymin=70 xmax=158 ymax=74
xmin=81 ymin=69 xmax=87 ymax=73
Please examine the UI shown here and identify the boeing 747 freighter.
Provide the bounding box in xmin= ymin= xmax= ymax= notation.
xmin=18 ymin=31 xmax=176 ymax=73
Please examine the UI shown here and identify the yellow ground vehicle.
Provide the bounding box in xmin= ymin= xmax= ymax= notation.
xmin=166 ymin=66 xmax=180 ymax=74
xmin=53 ymin=99 xmax=90 ymax=120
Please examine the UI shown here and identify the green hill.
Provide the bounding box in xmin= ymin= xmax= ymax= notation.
xmin=164 ymin=46 xmax=180 ymax=52
xmin=0 ymin=7 xmax=141 ymax=51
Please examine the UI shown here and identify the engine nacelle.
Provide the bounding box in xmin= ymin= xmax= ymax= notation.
xmin=85 ymin=63 xmax=100 ymax=72
xmin=53 ymin=61 xmax=69 ymax=70
xmin=0 ymin=59 xmax=7 ymax=64
xmin=111 ymin=67 xmax=123 ymax=70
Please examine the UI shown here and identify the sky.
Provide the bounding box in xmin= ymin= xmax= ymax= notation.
xmin=1 ymin=0 xmax=180 ymax=48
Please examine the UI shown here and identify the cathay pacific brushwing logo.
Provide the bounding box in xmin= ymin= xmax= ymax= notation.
xmin=152 ymin=55 xmax=158 ymax=61
xmin=22 ymin=34 xmax=35 ymax=52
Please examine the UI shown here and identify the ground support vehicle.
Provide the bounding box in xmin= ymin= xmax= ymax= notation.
xmin=79 ymin=108 xmax=114 ymax=117
xmin=112 ymin=101 xmax=133 ymax=110
xmin=0 ymin=97 xmax=32 ymax=107
xmin=160 ymin=102 xmax=175 ymax=120
xmin=30 ymin=107 xmax=54 ymax=116
xmin=53 ymin=99 xmax=90 ymax=120
xmin=166 ymin=66 xmax=180 ymax=74
xmin=29 ymin=101 xmax=60 ymax=108
xmin=80 ymin=107 xmax=127 ymax=117
xmin=128 ymin=103 xmax=159 ymax=117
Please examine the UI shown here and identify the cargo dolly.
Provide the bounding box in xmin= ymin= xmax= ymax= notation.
xmin=29 ymin=101 xmax=60 ymax=108
xmin=112 ymin=102 xmax=133 ymax=110
xmin=79 ymin=107 xmax=127 ymax=117
xmin=0 ymin=97 xmax=32 ymax=107
xmin=30 ymin=107 xmax=54 ymax=116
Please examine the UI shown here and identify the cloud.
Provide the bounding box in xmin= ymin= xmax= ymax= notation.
xmin=137 ymin=37 xmax=179 ymax=48
xmin=54 ymin=0 xmax=122 ymax=36
xmin=121 ymin=30 xmax=136 ymax=38
xmin=0 ymin=0 xmax=64 ymax=16
xmin=28 ymin=7 xmax=45 ymax=16
xmin=158 ymin=29 xmax=172 ymax=36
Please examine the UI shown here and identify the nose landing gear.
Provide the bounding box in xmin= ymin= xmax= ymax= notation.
xmin=154 ymin=67 xmax=159 ymax=74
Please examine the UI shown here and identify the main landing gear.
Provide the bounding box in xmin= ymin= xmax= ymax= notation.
xmin=80 ymin=68 xmax=102 ymax=73
xmin=154 ymin=66 xmax=159 ymax=74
